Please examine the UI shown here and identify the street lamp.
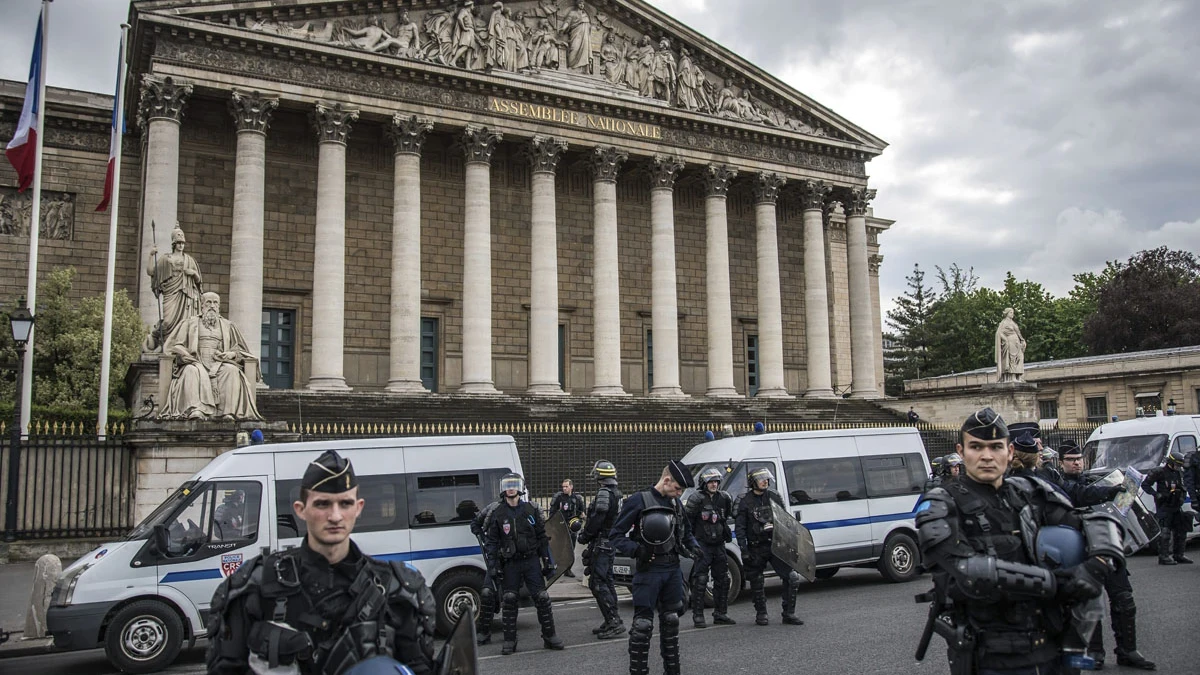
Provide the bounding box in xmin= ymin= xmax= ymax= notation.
xmin=1166 ymin=399 xmax=1177 ymax=416
xmin=5 ymin=298 xmax=34 ymax=542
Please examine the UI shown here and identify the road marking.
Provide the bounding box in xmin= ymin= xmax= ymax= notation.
xmin=479 ymin=624 xmax=735 ymax=660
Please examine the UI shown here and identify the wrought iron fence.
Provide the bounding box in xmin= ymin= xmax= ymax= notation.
xmin=1 ymin=433 xmax=136 ymax=540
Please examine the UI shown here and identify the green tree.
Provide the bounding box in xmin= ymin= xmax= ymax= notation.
xmin=1 ymin=267 xmax=145 ymax=417
xmin=1082 ymin=247 xmax=1200 ymax=353
xmin=1053 ymin=265 xmax=1119 ymax=358
xmin=924 ymin=265 xmax=1005 ymax=376
xmin=884 ymin=264 xmax=936 ymax=395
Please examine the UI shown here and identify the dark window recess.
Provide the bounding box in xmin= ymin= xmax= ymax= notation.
xmin=559 ymin=323 xmax=567 ymax=389
xmin=645 ymin=328 xmax=654 ymax=391
xmin=1085 ymin=397 xmax=1108 ymax=423
xmin=421 ymin=317 xmax=439 ymax=393
xmin=783 ymin=458 xmax=867 ymax=505
xmin=861 ymin=454 xmax=927 ymax=498
xmin=407 ymin=469 xmax=509 ymax=528
xmin=275 ymin=475 xmax=408 ymax=538
xmin=746 ymin=334 xmax=759 ymax=396
xmin=260 ymin=309 xmax=295 ymax=389
xmin=1038 ymin=399 xmax=1059 ymax=420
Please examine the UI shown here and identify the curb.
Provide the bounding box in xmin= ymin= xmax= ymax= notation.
xmin=0 ymin=636 xmax=54 ymax=659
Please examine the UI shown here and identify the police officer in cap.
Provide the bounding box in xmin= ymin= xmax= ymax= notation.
xmin=734 ymin=466 xmax=803 ymax=627
xmin=549 ymin=479 xmax=586 ymax=576
xmin=483 ymin=473 xmax=565 ymax=655
xmin=916 ymin=408 xmax=1125 ymax=674
xmin=578 ymin=459 xmax=626 ymax=640
xmin=609 ymin=460 xmax=700 ymax=675
xmin=207 ymin=450 xmax=436 ymax=675
xmin=470 ymin=496 xmax=503 ymax=645
xmin=1143 ymin=451 xmax=1193 ymax=565
xmin=685 ymin=467 xmax=736 ymax=628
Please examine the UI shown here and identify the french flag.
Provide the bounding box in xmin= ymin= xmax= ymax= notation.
xmin=5 ymin=15 xmax=44 ymax=192
xmin=97 ymin=43 xmax=126 ymax=212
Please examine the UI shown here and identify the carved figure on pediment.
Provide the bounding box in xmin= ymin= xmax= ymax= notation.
xmin=532 ymin=0 xmax=562 ymax=29
xmin=162 ymin=292 xmax=262 ymax=421
xmin=392 ymin=9 xmax=422 ymax=59
xmin=423 ymin=9 xmax=456 ymax=64
xmin=529 ymin=19 xmax=566 ymax=69
xmin=147 ymin=224 xmax=203 ymax=352
xmin=651 ymin=39 xmax=678 ymax=104
xmin=600 ymin=33 xmax=626 ymax=85
xmin=0 ymin=193 xmax=13 ymax=235
xmin=507 ymin=9 xmax=530 ymax=69
xmin=628 ymin=35 xmax=655 ymax=96
xmin=562 ymin=1 xmax=593 ymax=73
xmin=42 ymin=193 xmax=73 ymax=240
xmin=342 ymin=16 xmax=407 ymax=54
xmin=676 ymin=47 xmax=710 ymax=112
xmin=487 ymin=3 xmax=517 ymax=71
xmin=717 ymin=80 xmax=766 ymax=123
xmin=451 ymin=1 xmax=483 ymax=69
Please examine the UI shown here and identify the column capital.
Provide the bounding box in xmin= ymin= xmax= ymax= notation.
xmin=704 ymin=164 xmax=738 ymax=197
xmin=868 ymin=254 xmax=884 ymax=274
xmin=527 ymin=135 xmax=569 ymax=174
xmin=753 ymin=172 xmax=787 ymax=204
xmin=312 ymin=102 xmax=359 ymax=145
xmin=229 ymin=90 xmax=279 ymax=134
xmin=649 ymin=155 xmax=685 ymax=189
xmin=800 ymin=179 xmax=830 ymax=211
xmin=387 ymin=114 xmax=434 ymax=155
xmin=462 ymin=125 xmax=503 ymax=164
xmin=590 ymin=146 xmax=628 ymax=183
xmin=844 ymin=187 xmax=877 ymax=217
xmin=138 ymin=75 xmax=192 ymax=128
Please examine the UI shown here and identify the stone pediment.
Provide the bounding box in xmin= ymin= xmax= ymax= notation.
xmin=133 ymin=0 xmax=886 ymax=155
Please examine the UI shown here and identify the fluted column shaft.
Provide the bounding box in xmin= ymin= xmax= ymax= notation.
xmin=846 ymin=188 xmax=879 ymax=398
xmin=802 ymin=180 xmax=834 ymax=398
xmin=527 ymin=136 xmax=568 ymax=394
xmin=704 ymin=165 xmax=737 ymax=397
xmin=459 ymin=126 xmax=503 ymax=394
xmin=386 ymin=115 xmax=433 ymax=393
xmin=308 ymin=102 xmax=358 ymax=391
xmin=649 ymin=156 xmax=686 ymax=397
xmin=590 ymin=147 xmax=628 ymax=396
xmin=753 ymin=173 xmax=791 ymax=398
xmin=228 ymin=91 xmax=278 ymax=363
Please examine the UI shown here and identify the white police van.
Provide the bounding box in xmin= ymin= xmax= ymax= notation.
xmin=613 ymin=427 xmax=932 ymax=598
xmin=46 ymin=435 xmax=522 ymax=673
xmin=1084 ymin=414 xmax=1200 ymax=526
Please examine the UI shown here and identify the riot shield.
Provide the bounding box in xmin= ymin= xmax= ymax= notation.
xmin=544 ymin=510 xmax=576 ymax=588
xmin=1092 ymin=469 xmax=1161 ymax=554
xmin=770 ymin=501 xmax=817 ymax=582
xmin=437 ymin=607 xmax=478 ymax=675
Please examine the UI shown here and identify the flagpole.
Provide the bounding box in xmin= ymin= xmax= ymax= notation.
xmin=20 ymin=0 xmax=51 ymax=437
xmin=97 ymin=24 xmax=130 ymax=439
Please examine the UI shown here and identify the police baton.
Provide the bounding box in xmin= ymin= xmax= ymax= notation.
xmin=914 ymin=589 xmax=938 ymax=661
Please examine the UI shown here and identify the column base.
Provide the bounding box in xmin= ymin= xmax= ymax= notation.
xmin=804 ymin=388 xmax=836 ymax=399
xmin=307 ymin=377 xmax=352 ymax=391
xmin=650 ymin=386 xmax=689 ymax=398
xmin=849 ymin=389 xmax=879 ymax=400
xmin=386 ymin=379 xmax=430 ymax=394
xmin=526 ymin=383 xmax=567 ymax=396
xmin=705 ymin=387 xmax=740 ymax=398
xmin=755 ymin=388 xmax=794 ymax=399
xmin=458 ymin=381 xmax=500 ymax=395
xmin=590 ymin=385 xmax=630 ymax=397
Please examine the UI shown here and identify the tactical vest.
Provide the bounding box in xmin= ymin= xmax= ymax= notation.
xmin=741 ymin=490 xmax=778 ymax=545
xmin=495 ymin=502 xmax=540 ymax=560
xmin=1148 ymin=468 xmax=1186 ymax=510
xmin=586 ymin=482 xmax=623 ymax=539
xmin=637 ymin=490 xmax=684 ymax=557
xmin=690 ymin=490 xmax=731 ymax=545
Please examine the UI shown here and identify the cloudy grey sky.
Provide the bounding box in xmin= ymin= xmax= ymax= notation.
xmin=3 ymin=0 xmax=1199 ymax=311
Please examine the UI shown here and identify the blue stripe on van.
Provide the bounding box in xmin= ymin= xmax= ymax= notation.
xmin=803 ymin=498 xmax=922 ymax=531
xmin=160 ymin=546 xmax=482 ymax=583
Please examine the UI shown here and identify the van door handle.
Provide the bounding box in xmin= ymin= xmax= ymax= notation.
xmin=793 ymin=510 xmax=802 ymax=521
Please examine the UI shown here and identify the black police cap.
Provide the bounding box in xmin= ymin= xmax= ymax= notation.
xmin=1007 ymin=422 xmax=1040 ymax=440
xmin=961 ymin=407 xmax=1009 ymax=441
xmin=667 ymin=459 xmax=694 ymax=489
xmin=302 ymin=450 xmax=358 ymax=493
xmin=1012 ymin=433 xmax=1039 ymax=452
xmin=1060 ymin=439 xmax=1082 ymax=458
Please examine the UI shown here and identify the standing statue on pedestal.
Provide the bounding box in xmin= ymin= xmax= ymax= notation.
xmin=162 ymin=292 xmax=262 ymax=421
xmin=146 ymin=225 xmax=203 ymax=351
xmin=995 ymin=307 xmax=1027 ymax=383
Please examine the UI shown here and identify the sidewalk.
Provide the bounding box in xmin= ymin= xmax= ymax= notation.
xmin=0 ymin=561 xmax=54 ymax=658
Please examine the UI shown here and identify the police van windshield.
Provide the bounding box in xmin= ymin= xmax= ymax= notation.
xmin=1088 ymin=435 xmax=1169 ymax=473
xmin=124 ymin=480 xmax=203 ymax=541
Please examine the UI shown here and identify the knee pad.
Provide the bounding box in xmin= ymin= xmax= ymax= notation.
xmin=534 ymin=590 xmax=551 ymax=607
xmin=1112 ymin=590 xmax=1136 ymax=615
xmin=502 ymin=592 xmax=519 ymax=608
xmin=693 ymin=573 xmax=709 ymax=589
xmin=661 ymin=610 xmax=679 ymax=631
xmin=787 ymin=571 xmax=803 ymax=587
xmin=631 ymin=617 xmax=654 ymax=637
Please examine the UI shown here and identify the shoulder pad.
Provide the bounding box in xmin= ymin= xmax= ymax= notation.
xmin=684 ymin=492 xmax=702 ymax=508
xmin=718 ymin=490 xmax=733 ymax=503
xmin=915 ymin=493 xmax=956 ymax=550
xmin=551 ymin=491 xmax=564 ymax=502
xmin=1018 ymin=475 xmax=1075 ymax=510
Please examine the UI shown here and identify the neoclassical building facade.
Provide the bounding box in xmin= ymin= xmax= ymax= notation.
xmin=1 ymin=0 xmax=892 ymax=400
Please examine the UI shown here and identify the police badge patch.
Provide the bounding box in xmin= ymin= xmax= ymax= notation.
xmin=503 ymin=521 xmax=511 ymax=535
xmin=220 ymin=553 xmax=244 ymax=577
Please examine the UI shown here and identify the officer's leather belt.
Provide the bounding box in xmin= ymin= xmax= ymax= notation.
xmin=649 ymin=553 xmax=680 ymax=565
xmin=978 ymin=629 xmax=1049 ymax=655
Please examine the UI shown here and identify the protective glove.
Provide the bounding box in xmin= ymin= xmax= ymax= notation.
xmin=688 ymin=545 xmax=706 ymax=561
xmin=1104 ymin=485 xmax=1127 ymax=501
xmin=1055 ymin=557 xmax=1109 ymax=603
xmin=577 ymin=531 xmax=592 ymax=546
xmin=542 ymin=559 xmax=557 ymax=579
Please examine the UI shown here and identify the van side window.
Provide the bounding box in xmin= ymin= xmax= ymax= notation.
xmin=782 ymin=458 xmax=867 ymax=505
xmin=408 ymin=472 xmax=488 ymax=527
xmin=166 ymin=481 xmax=262 ymax=556
xmin=1171 ymin=435 xmax=1197 ymax=455
xmin=861 ymin=454 xmax=927 ymax=497
xmin=275 ymin=475 xmax=408 ymax=538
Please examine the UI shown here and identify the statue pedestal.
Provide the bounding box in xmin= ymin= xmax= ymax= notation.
xmin=125 ymin=420 xmax=296 ymax=523
xmin=879 ymin=379 xmax=1040 ymax=426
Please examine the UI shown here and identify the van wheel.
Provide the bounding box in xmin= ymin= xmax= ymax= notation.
xmin=815 ymin=567 xmax=840 ymax=580
xmin=104 ymin=600 xmax=183 ymax=674
xmin=700 ymin=554 xmax=743 ymax=606
xmin=878 ymin=533 xmax=920 ymax=583
xmin=433 ymin=569 xmax=483 ymax=636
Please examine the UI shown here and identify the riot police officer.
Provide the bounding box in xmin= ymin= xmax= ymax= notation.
xmin=483 ymin=473 xmax=564 ymax=655
xmin=925 ymin=455 xmax=946 ymax=492
xmin=1143 ymin=451 xmax=1193 ymax=565
xmin=685 ymin=467 xmax=736 ymax=628
xmin=734 ymin=466 xmax=803 ymax=627
xmin=944 ymin=453 xmax=963 ymax=480
xmin=609 ymin=460 xmax=699 ymax=675
xmin=578 ymin=459 xmax=625 ymax=640
xmin=206 ymin=450 xmax=437 ymax=675
xmin=550 ymin=479 xmax=586 ymax=576
xmin=1184 ymin=447 xmax=1200 ymax=508
xmin=916 ymin=408 xmax=1124 ymax=674
xmin=470 ymin=498 xmax=502 ymax=645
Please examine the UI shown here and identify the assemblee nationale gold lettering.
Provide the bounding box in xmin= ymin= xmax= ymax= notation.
xmin=488 ymin=97 xmax=663 ymax=140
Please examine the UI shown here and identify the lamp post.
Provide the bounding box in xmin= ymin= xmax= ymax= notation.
xmin=5 ymin=298 xmax=34 ymax=542
xmin=1167 ymin=399 xmax=1177 ymax=416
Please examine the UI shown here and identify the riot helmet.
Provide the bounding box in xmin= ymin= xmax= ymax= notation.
xmin=747 ymin=466 xmax=774 ymax=490
xmin=500 ymin=472 xmax=526 ymax=495
xmin=930 ymin=455 xmax=945 ymax=476
xmin=698 ymin=467 xmax=723 ymax=491
xmin=1166 ymin=450 xmax=1186 ymax=469
xmin=944 ymin=453 xmax=962 ymax=476
xmin=590 ymin=459 xmax=618 ymax=481
xmin=639 ymin=507 xmax=676 ymax=547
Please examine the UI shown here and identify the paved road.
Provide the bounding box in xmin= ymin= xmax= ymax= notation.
xmin=3 ymin=553 xmax=1197 ymax=674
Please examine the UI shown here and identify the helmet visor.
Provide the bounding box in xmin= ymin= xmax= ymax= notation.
xmin=500 ymin=476 xmax=525 ymax=493
xmin=699 ymin=468 xmax=723 ymax=486
xmin=748 ymin=467 xmax=774 ymax=486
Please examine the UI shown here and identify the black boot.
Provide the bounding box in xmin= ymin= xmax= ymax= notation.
xmin=628 ymin=617 xmax=653 ymax=675
xmin=1173 ymin=555 xmax=1193 ymax=564
xmin=781 ymin=572 xmax=802 ymax=625
xmin=1157 ymin=531 xmax=1176 ymax=564
xmin=597 ymin=620 xmax=627 ymax=640
xmin=660 ymin=611 xmax=681 ymax=675
xmin=501 ymin=591 xmax=518 ymax=655
xmin=1113 ymin=607 xmax=1157 ymax=670
xmin=1086 ymin=620 xmax=1105 ymax=669
xmin=476 ymin=586 xmax=496 ymax=645
xmin=534 ymin=591 xmax=564 ymax=650
xmin=751 ymin=575 xmax=768 ymax=625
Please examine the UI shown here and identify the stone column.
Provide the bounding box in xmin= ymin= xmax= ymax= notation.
xmin=137 ymin=76 xmax=192 ymax=327
xmin=459 ymin=126 xmax=503 ymax=394
xmin=649 ymin=155 xmax=687 ymax=398
xmin=845 ymin=187 xmax=879 ymax=398
xmin=385 ymin=114 xmax=433 ymax=393
xmin=526 ymin=136 xmax=569 ymax=395
xmin=227 ymin=91 xmax=278 ymax=362
xmin=753 ymin=172 xmax=792 ymax=398
xmin=307 ymin=102 xmax=358 ymax=391
xmin=703 ymin=164 xmax=738 ymax=398
xmin=802 ymin=180 xmax=834 ymax=398
xmin=589 ymin=146 xmax=629 ymax=396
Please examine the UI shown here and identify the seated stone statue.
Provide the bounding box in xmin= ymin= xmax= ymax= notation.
xmin=162 ymin=292 xmax=262 ymax=421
